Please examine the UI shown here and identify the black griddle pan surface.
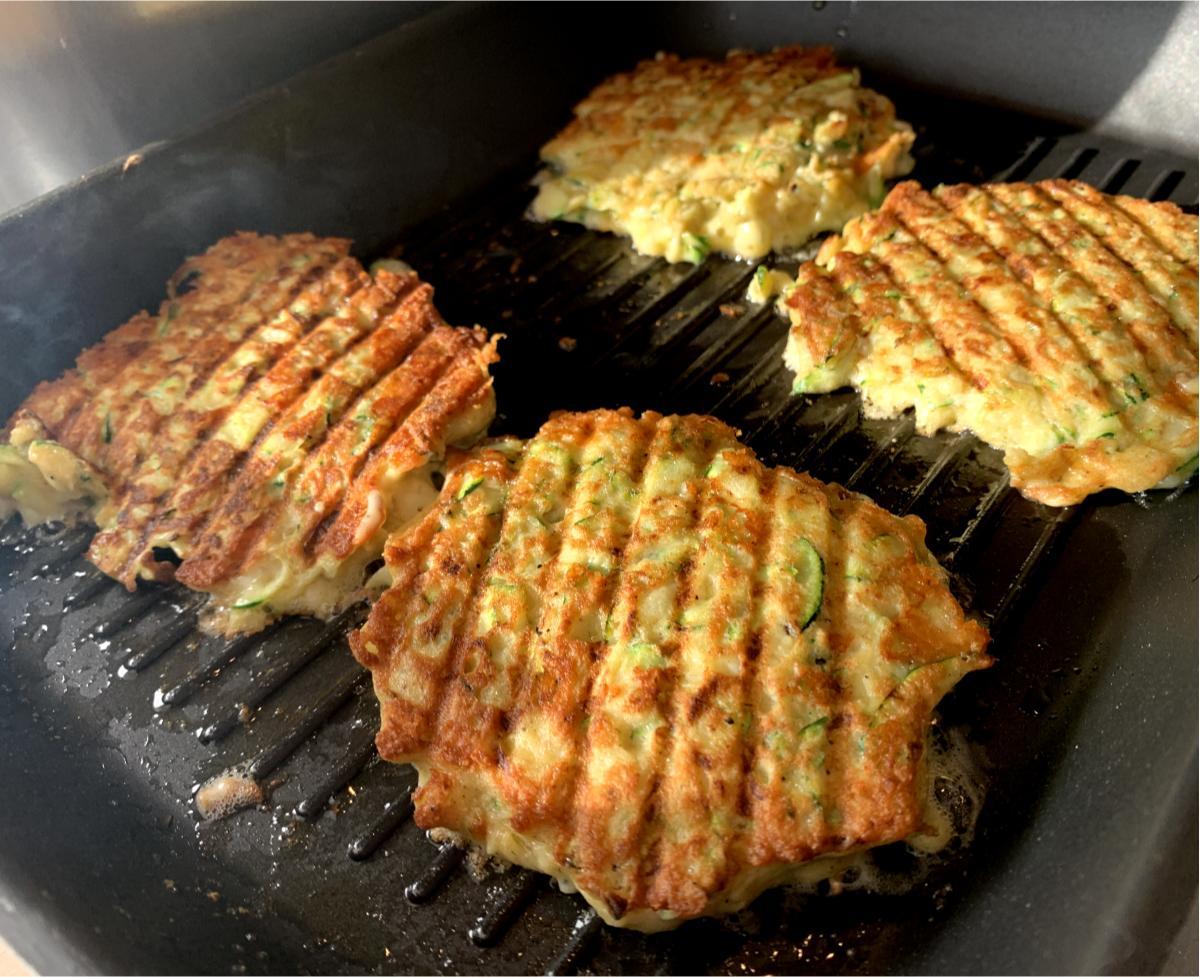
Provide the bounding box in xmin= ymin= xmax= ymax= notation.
xmin=0 ymin=4 xmax=1195 ymax=974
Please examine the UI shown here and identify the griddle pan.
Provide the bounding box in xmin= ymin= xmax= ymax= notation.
xmin=0 ymin=4 xmax=1195 ymax=974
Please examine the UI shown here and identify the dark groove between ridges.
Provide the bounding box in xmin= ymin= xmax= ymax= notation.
xmin=593 ymin=263 xmax=755 ymax=371
xmin=246 ymin=670 xmax=366 ymax=780
xmin=518 ymin=239 xmax=633 ymax=318
xmin=544 ymin=909 xmax=601 ymax=976
xmin=709 ymin=332 xmax=791 ymax=416
xmin=404 ymin=844 xmax=466 ymax=904
xmin=898 ymin=432 xmax=974 ymax=515
xmin=1147 ymin=169 xmax=1185 ymax=203
xmin=121 ymin=612 xmax=199 ymax=673
xmin=638 ymin=265 xmax=761 ymax=365
xmin=463 ymin=228 xmax=601 ymax=311
xmin=197 ymin=611 xmax=360 ymax=744
xmin=64 ymin=570 xmax=117 ymax=606
xmin=844 ymin=415 xmax=918 ymax=490
xmin=588 ymin=263 xmax=714 ymax=361
xmin=996 ymin=136 xmax=1055 ymax=182
xmin=675 ymin=303 xmax=780 ymax=394
xmin=571 ymin=249 xmax=664 ymax=306
xmin=296 ymin=731 xmax=378 ymax=819
xmin=1100 ymin=158 xmax=1140 ymax=194
xmin=527 ymin=252 xmax=664 ymax=333
xmin=985 ymin=507 xmax=1078 ymax=629
xmin=739 ymin=389 xmax=817 ymax=447
xmin=91 ymin=587 xmax=178 ymax=637
xmin=34 ymin=533 xmax=92 ymax=574
xmin=1057 ymin=147 xmax=1100 ymax=181
xmin=469 ymin=870 xmax=541 ymax=946
xmin=787 ymin=400 xmax=861 ymax=470
xmin=400 ymin=178 xmax=533 ymax=268
xmin=154 ymin=630 xmax=267 ymax=707
xmin=347 ymin=790 xmax=415 ymax=860
xmin=941 ymin=473 xmax=1013 ymax=570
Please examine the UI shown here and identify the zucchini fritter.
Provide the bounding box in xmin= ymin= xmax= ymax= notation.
xmin=530 ymin=47 xmax=915 ymax=263
xmin=778 ymin=180 xmax=1199 ymax=505
xmin=1 ymin=234 xmax=499 ymax=632
xmin=351 ymin=409 xmax=990 ymax=931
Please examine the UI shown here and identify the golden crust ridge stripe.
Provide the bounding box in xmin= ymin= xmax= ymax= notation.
xmin=939 ymin=184 xmax=1134 ymax=427
xmin=171 ymin=278 xmax=405 ymax=588
xmin=554 ymin=413 xmax=655 ymax=876
xmin=100 ymin=254 xmax=357 ymax=581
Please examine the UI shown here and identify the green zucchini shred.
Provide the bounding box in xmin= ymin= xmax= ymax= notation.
xmin=457 ymin=474 xmax=484 ymax=500
xmin=784 ymin=538 xmax=825 ymax=630
xmin=681 ymin=232 xmax=711 ymax=265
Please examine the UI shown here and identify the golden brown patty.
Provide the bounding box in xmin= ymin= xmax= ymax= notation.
xmin=1 ymin=234 xmax=499 ymax=632
xmin=777 ymin=180 xmax=1199 ymax=505
xmin=530 ymin=46 xmax=915 ymax=263
xmin=351 ymin=409 xmax=990 ymax=931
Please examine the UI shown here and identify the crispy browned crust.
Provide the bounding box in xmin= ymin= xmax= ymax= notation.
xmin=531 ymin=46 xmax=915 ymax=262
xmin=351 ymin=409 xmax=990 ymax=929
xmin=782 ymin=180 xmax=1199 ymax=505
xmin=542 ymin=47 xmax=849 ymax=162
xmin=8 ymin=233 xmax=499 ymax=619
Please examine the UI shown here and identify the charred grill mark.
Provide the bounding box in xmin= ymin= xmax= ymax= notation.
xmin=555 ymin=414 xmax=654 ymax=866
xmin=635 ymin=424 xmax=773 ymax=911
xmin=23 ymin=315 xmax=159 ymax=440
xmin=382 ymin=456 xmax=513 ymax=758
xmin=174 ymin=281 xmax=413 ymax=587
xmin=299 ymin=318 xmax=456 ymax=555
xmin=312 ymin=328 xmax=497 ymax=562
xmin=784 ymin=263 xmax=863 ymax=368
xmin=685 ymin=679 xmax=718 ymax=723
xmin=816 ymin=488 xmax=851 ymax=842
xmin=996 ymin=183 xmax=1196 ymax=385
xmin=1041 ymin=180 xmax=1198 ymax=345
xmin=475 ymin=416 xmax=598 ymax=787
xmin=734 ymin=468 xmax=774 ymax=853
xmin=354 ymin=411 xmax=992 ymax=926
xmin=889 ymin=187 xmax=1089 ymax=417
xmin=492 ymin=418 xmax=605 ymax=773
xmin=1110 ymin=195 xmax=1199 ymax=272
xmin=621 ymin=421 xmax=711 ymax=911
xmin=870 ymin=205 xmax=1035 ymax=395
xmin=106 ymin=255 xmax=358 ymax=580
xmin=567 ymin=415 xmax=704 ymax=907
xmin=127 ymin=272 xmax=377 ymax=566
xmin=424 ymin=443 xmax=546 ymax=771
xmin=939 ymin=184 xmax=1137 ymax=425
xmin=65 ymin=236 xmax=334 ymax=472
xmin=830 ymin=247 xmax=981 ymax=393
